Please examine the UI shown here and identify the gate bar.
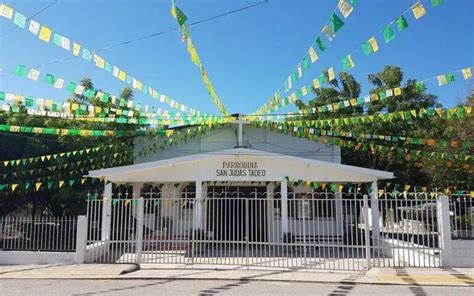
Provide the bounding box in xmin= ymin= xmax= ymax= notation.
xmin=136 ymin=197 xmax=144 ymax=265
xmin=363 ymin=194 xmax=371 ymax=270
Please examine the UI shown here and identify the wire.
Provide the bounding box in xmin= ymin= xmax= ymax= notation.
xmin=0 ymin=0 xmax=269 ymax=76
xmin=0 ymin=0 xmax=59 ymax=38
xmin=97 ymin=0 xmax=270 ymax=52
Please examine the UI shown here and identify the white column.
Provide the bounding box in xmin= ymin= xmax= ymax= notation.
xmin=266 ymin=182 xmax=275 ymax=242
xmin=437 ymin=195 xmax=452 ymax=267
xmin=101 ymin=182 xmax=112 ymax=241
xmin=75 ymin=215 xmax=88 ymax=264
xmin=370 ymin=181 xmax=380 ymax=238
xmin=335 ymin=185 xmax=344 ymax=236
xmin=281 ymin=179 xmax=289 ymax=234
xmin=194 ymin=180 xmax=203 ymax=230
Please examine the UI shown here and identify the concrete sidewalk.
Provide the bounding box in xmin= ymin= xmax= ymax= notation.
xmin=0 ymin=264 xmax=472 ymax=287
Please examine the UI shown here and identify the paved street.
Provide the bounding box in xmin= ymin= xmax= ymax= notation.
xmin=0 ymin=279 xmax=471 ymax=295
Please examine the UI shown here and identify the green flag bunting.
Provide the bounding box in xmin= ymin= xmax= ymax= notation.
xmin=383 ymin=25 xmax=395 ymax=43
xmin=15 ymin=64 xmax=27 ymax=77
xmin=362 ymin=41 xmax=372 ymax=56
xmin=45 ymin=74 xmax=55 ymax=84
xmin=446 ymin=72 xmax=455 ymax=84
xmin=396 ymin=16 xmax=409 ymax=31
xmin=53 ymin=33 xmax=61 ymax=46
xmin=329 ymin=13 xmax=344 ymax=33
xmin=342 ymin=55 xmax=354 ymax=70
xmin=66 ymin=82 xmax=76 ymax=92
xmin=415 ymin=81 xmax=425 ymax=92
xmin=431 ymin=0 xmax=443 ymax=7
xmin=175 ymin=6 xmax=187 ymax=26
xmin=13 ymin=12 xmax=26 ymax=28
xmin=25 ymin=97 xmax=34 ymax=107
xmin=315 ymin=37 xmax=326 ymax=51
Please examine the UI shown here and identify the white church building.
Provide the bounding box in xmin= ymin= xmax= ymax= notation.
xmin=88 ymin=118 xmax=393 ymax=247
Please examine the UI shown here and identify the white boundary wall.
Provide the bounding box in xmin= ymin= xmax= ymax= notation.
xmin=451 ymin=239 xmax=474 ymax=268
xmin=0 ymin=216 xmax=87 ymax=265
xmin=0 ymin=251 xmax=75 ymax=265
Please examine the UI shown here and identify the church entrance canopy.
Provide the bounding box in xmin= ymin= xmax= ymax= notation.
xmin=88 ymin=148 xmax=393 ymax=183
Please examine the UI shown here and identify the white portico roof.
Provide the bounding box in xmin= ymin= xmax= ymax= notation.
xmin=87 ymin=148 xmax=393 ymax=183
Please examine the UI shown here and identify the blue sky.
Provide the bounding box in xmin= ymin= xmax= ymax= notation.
xmin=0 ymin=0 xmax=473 ymax=116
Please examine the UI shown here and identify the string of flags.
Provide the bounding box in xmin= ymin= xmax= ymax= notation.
xmin=257 ymin=0 xmax=358 ymax=111
xmin=300 ymin=128 xmax=470 ymax=149
xmin=2 ymin=104 xmax=151 ymax=126
xmin=254 ymin=106 xmax=471 ymax=128
xmin=307 ymin=68 xmax=472 ymax=115
xmin=2 ymin=122 xmax=228 ymax=169
xmin=280 ymin=180 xmax=472 ymax=198
xmin=11 ymin=64 xmax=226 ymax=122
xmin=252 ymin=121 xmax=473 ymax=165
xmin=0 ymin=2 xmax=209 ymax=116
xmin=1 ymin=150 xmax=134 ymax=193
xmin=3 ymin=145 xmax=108 ymax=168
xmin=0 ymin=177 xmax=98 ymax=193
xmin=257 ymin=66 xmax=472 ymax=116
xmin=0 ymin=123 xmax=162 ymax=137
xmin=170 ymin=0 xmax=229 ymax=116
xmin=0 ymin=123 xmax=231 ymax=193
xmin=87 ymin=182 xmax=473 ymax=202
xmin=87 ymin=190 xmax=473 ymax=205
xmin=314 ymin=136 xmax=472 ymax=163
xmin=252 ymin=0 xmax=445 ymax=116
xmin=2 ymin=151 xmax=132 ymax=182
xmin=0 ymin=92 xmax=232 ymax=126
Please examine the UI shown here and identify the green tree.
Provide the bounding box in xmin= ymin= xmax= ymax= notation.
xmin=0 ymin=78 xmax=142 ymax=217
xmin=296 ymin=66 xmax=471 ymax=188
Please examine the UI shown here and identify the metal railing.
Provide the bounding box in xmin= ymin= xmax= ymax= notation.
xmin=449 ymin=194 xmax=473 ymax=239
xmin=0 ymin=216 xmax=77 ymax=252
xmin=372 ymin=193 xmax=441 ymax=268
xmin=83 ymin=188 xmax=456 ymax=269
xmin=85 ymin=190 xmax=370 ymax=270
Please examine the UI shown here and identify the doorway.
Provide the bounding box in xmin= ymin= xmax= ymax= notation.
xmin=207 ymin=186 xmax=267 ymax=243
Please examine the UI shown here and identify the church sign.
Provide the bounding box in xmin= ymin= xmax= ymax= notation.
xmin=216 ymin=161 xmax=266 ymax=177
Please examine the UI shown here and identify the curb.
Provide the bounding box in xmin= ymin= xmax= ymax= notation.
xmin=0 ymin=276 xmax=471 ymax=287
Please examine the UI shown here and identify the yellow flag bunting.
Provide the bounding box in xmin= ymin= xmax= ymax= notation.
xmin=10 ymin=64 xmax=227 ymax=123
xmin=252 ymin=0 xmax=447 ymax=116
xmin=170 ymin=1 xmax=229 ymax=116
xmin=248 ymin=67 xmax=472 ymax=120
xmin=0 ymin=3 xmax=208 ymax=116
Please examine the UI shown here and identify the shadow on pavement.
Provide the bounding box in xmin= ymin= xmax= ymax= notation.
xmin=442 ymin=267 xmax=474 ymax=286
xmin=394 ymin=267 xmax=427 ymax=296
xmin=198 ymin=279 xmax=250 ymax=296
xmin=327 ymin=272 xmax=365 ymax=296
xmin=197 ymin=268 xmax=300 ymax=295
xmin=72 ymin=279 xmax=176 ymax=296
